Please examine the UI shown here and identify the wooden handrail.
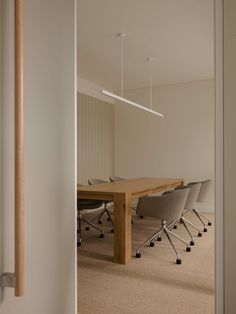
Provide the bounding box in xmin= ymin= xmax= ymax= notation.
xmin=14 ymin=0 xmax=24 ymax=297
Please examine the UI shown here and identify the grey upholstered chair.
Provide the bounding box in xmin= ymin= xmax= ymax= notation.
xmin=195 ymin=179 xmax=212 ymax=226
xmin=109 ymin=176 xmax=138 ymax=222
xmin=173 ymin=183 xmax=203 ymax=246
xmin=88 ymin=178 xmax=114 ymax=232
xmin=88 ymin=178 xmax=109 ymax=185
xmin=135 ymin=187 xmax=191 ymax=265
xmin=109 ymin=176 xmax=125 ymax=182
xmin=77 ymin=198 xmax=105 ymax=247
xmin=178 ymin=182 xmax=210 ymax=235
xmin=198 ymin=180 xmax=211 ymax=202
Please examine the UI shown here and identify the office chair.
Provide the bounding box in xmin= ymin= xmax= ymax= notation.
xmin=77 ymin=198 xmax=105 ymax=247
xmin=88 ymin=178 xmax=114 ymax=233
xmin=174 ymin=182 xmax=208 ymax=243
xmin=194 ymin=179 xmax=212 ymax=227
xmin=109 ymin=176 xmax=138 ymax=223
xmin=135 ymin=187 xmax=191 ymax=265
xmin=179 ymin=181 xmax=212 ymax=231
xmin=109 ymin=176 xmax=125 ymax=182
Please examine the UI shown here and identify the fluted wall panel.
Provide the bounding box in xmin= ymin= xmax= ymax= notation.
xmin=77 ymin=92 xmax=114 ymax=184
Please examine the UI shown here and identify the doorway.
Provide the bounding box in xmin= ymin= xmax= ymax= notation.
xmin=77 ymin=1 xmax=218 ymax=313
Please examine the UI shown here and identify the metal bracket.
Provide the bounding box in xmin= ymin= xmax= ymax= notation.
xmin=0 ymin=273 xmax=16 ymax=288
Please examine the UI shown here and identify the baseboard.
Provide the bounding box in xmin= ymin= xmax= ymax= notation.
xmin=194 ymin=202 xmax=215 ymax=214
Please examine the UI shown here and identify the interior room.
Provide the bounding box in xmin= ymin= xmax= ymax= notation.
xmin=2 ymin=0 xmax=236 ymax=313
xmin=1 ymin=0 xmax=236 ymax=313
xmin=77 ymin=1 xmax=215 ymax=313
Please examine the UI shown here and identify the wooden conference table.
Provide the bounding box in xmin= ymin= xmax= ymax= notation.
xmin=77 ymin=177 xmax=184 ymax=265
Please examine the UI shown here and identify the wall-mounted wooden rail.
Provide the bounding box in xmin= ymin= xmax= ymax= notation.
xmin=14 ymin=0 xmax=24 ymax=297
xmin=0 ymin=0 xmax=25 ymax=297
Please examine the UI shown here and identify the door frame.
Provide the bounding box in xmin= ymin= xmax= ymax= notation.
xmin=76 ymin=0 xmax=225 ymax=312
xmin=215 ymin=0 xmax=224 ymax=313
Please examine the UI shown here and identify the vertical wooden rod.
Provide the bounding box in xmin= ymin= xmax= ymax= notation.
xmin=14 ymin=0 xmax=24 ymax=297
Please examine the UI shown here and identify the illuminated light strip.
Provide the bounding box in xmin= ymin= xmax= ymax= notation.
xmin=102 ymin=90 xmax=164 ymax=118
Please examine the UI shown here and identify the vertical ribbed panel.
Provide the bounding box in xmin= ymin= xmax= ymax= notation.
xmin=77 ymin=92 xmax=114 ymax=184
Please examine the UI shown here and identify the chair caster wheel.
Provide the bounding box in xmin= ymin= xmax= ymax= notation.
xmin=186 ymin=246 xmax=191 ymax=252
xmin=204 ymin=228 xmax=208 ymax=232
xmin=98 ymin=220 xmax=102 ymax=224
xmin=180 ymin=219 xmax=183 ymax=224
xmin=77 ymin=241 xmax=81 ymax=247
xmin=176 ymin=259 xmax=182 ymax=265
xmin=85 ymin=226 xmax=90 ymax=231
xmin=208 ymin=222 xmax=212 ymax=226
xmin=173 ymin=225 xmax=177 ymax=229
xmin=198 ymin=232 xmax=202 ymax=237
xmin=136 ymin=252 xmax=141 ymax=258
xmin=190 ymin=240 xmax=195 ymax=246
xmin=150 ymin=242 xmax=155 ymax=247
xmin=140 ymin=216 xmax=144 ymax=219
xmin=157 ymin=236 xmax=162 ymax=241
xmin=100 ymin=234 xmax=104 ymax=239
xmin=107 ymin=217 xmax=111 ymax=222
xmin=110 ymin=229 xmax=114 ymax=233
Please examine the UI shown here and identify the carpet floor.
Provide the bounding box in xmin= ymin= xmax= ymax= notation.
xmin=78 ymin=212 xmax=215 ymax=314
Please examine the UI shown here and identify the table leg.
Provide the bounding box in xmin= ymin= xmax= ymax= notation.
xmin=113 ymin=193 xmax=132 ymax=264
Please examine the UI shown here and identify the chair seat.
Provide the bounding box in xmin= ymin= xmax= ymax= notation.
xmin=80 ymin=204 xmax=105 ymax=215
xmin=77 ymin=199 xmax=104 ymax=210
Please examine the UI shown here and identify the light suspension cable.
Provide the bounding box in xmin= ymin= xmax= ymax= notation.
xmin=116 ymin=33 xmax=126 ymax=97
xmin=146 ymin=57 xmax=154 ymax=109
xmin=101 ymin=33 xmax=164 ymax=118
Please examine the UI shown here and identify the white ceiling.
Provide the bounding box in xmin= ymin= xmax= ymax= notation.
xmin=77 ymin=0 xmax=214 ymax=91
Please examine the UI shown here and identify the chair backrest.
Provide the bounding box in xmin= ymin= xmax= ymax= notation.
xmin=137 ymin=187 xmax=190 ymax=221
xmin=77 ymin=199 xmax=104 ymax=211
xmin=197 ymin=179 xmax=211 ymax=202
xmin=88 ymin=178 xmax=108 ymax=185
xmin=109 ymin=176 xmax=125 ymax=182
xmin=175 ymin=182 xmax=201 ymax=209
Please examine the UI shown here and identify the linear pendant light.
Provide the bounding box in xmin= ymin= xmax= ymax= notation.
xmin=102 ymin=90 xmax=164 ymax=117
xmin=101 ymin=33 xmax=164 ymax=118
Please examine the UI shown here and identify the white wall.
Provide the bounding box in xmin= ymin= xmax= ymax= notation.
xmin=114 ymin=79 xmax=214 ymax=210
xmin=77 ymin=92 xmax=114 ymax=184
xmin=224 ymin=0 xmax=236 ymax=312
xmin=77 ymin=76 xmax=114 ymax=104
xmin=0 ymin=0 xmax=76 ymax=313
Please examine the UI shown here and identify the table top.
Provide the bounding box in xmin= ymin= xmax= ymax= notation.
xmin=77 ymin=177 xmax=184 ymax=199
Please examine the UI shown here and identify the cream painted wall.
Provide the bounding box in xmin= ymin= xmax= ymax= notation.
xmin=114 ymin=79 xmax=215 ymax=210
xmin=0 ymin=0 xmax=76 ymax=313
xmin=77 ymin=76 xmax=114 ymax=104
xmin=77 ymin=92 xmax=114 ymax=184
xmin=224 ymin=0 xmax=236 ymax=312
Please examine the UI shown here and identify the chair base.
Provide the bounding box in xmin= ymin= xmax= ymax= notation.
xmin=183 ymin=208 xmax=212 ymax=232
xmin=94 ymin=207 xmax=114 ymax=229
xmin=179 ymin=218 xmax=195 ymax=244
xmin=135 ymin=220 xmax=191 ymax=264
xmin=77 ymin=215 xmax=105 ymax=246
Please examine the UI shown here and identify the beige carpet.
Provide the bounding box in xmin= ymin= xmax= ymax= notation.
xmin=78 ymin=213 xmax=215 ymax=314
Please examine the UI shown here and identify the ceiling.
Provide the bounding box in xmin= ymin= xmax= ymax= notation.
xmin=77 ymin=0 xmax=214 ymax=91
